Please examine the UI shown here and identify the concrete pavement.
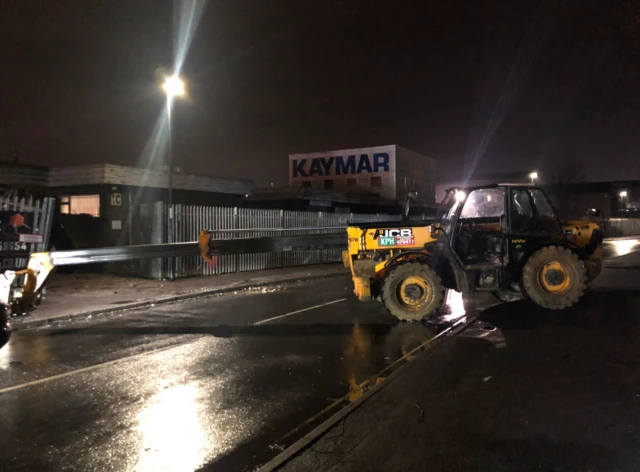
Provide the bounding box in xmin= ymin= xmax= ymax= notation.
xmin=11 ymin=264 xmax=347 ymax=329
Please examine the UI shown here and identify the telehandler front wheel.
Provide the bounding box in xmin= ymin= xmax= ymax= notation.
xmin=381 ymin=262 xmax=444 ymax=322
xmin=522 ymin=245 xmax=587 ymax=310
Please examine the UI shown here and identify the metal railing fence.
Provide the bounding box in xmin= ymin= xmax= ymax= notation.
xmin=150 ymin=203 xmax=431 ymax=279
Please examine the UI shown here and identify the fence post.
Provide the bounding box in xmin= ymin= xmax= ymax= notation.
xmin=234 ymin=207 xmax=239 ymax=273
xmin=175 ymin=204 xmax=182 ymax=278
xmin=151 ymin=201 xmax=164 ymax=279
xmin=43 ymin=198 xmax=55 ymax=250
xmin=279 ymin=209 xmax=285 ymax=268
xmin=318 ymin=211 xmax=323 ymax=263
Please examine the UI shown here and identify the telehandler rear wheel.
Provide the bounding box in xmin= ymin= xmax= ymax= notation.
xmin=381 ymin=262 xmax=444 ymax=322
xmin=522 ymin=245 xmax=587 ymax=309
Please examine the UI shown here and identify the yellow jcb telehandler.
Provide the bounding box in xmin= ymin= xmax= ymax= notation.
xmin=343 ymin=184 xmax=604 ymax=321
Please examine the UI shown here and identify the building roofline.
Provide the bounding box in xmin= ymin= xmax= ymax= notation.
xmin=1 ymin=162 xmax=252 ymax=195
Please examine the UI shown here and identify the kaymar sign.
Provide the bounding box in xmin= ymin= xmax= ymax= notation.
xmin=291 ymin=152 xmax=390 ymax=178
xmin=288 ymin=144 xmax=437 ymax=206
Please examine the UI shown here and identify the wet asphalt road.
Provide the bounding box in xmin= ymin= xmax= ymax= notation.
xmin=603 ymin=238 xmax=640 ymax=260
xmin=281 ymin=267 xmax=640 ymax=472
xmin=0 ymin=276 xmax=493 ymax=472
xmin=0 ymin=238 xmax=638 ymax=472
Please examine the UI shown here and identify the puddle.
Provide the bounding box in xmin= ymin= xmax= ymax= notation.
xmin=459 ymin=319 xmax=506 ymax=348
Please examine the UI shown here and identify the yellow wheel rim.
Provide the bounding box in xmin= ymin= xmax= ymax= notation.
xmin=398 ymin=276 xmax=431 ymax=308
xmin=539 ymin=261 xmax=572 ymax=294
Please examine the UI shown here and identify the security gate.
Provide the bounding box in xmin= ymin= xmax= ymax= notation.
xmin=0 ymin=196 xmax=55 ymax=282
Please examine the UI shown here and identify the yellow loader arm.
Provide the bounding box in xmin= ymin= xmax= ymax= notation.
xmin=0 ymin=252 xmax=54 ymax=314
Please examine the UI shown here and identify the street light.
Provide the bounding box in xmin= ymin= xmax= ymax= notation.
xmin=163 ymin=75 xmax=185 ymax=216
xmin=163 ymin=75 xmax=185 ymax=98
xmin=529 ymin=171 xmax=538 ymax=183
xmin=620 ymin=190 xmax=629 ymax=212
xmin=163 ymin=74 xmax=185 ymax=280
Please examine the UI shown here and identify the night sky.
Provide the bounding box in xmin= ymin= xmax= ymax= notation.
xmin=1 ymin=0 xmax=639 ymax=186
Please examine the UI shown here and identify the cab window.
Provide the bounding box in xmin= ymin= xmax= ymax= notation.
xmin=455 ymin=188 xmax=506 ymax=266
xmin=460 ymin=189 xmax=505 ymax=220
xmin=511 ymin=190 xmax=535 ymax=232
xmin=529 ymin=189 xmax=558 ymax=232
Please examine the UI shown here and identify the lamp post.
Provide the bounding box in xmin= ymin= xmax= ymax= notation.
xmin=620 ymin=190 xmax=628 ymax=211
xmin=529 ymin=171 xmax=538 ymax=183
xmin=162 ymin=75 xmax=185 ymax=279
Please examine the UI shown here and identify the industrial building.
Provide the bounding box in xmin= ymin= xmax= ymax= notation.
xmin=0 ymin=162 xmax=252 ymax=248
xmin=243 ymin=186 xmax=405 ymax=214
xmin=288 ymin=145 xmax=437 ymax=208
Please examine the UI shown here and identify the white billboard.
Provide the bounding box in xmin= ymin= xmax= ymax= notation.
xmin=289 ymin=145 xmax=397 ymax=200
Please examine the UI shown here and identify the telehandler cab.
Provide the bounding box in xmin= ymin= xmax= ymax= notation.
xmin=343 ymin=184 xmax=603 ymax=321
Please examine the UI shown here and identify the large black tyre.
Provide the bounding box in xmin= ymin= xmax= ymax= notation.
xmin=381 ymin=262 xmax=444 ymax=322
xmin=522 ymin=245 xmax=587 ymax=310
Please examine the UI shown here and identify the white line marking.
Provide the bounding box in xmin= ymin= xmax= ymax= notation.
xmin=0 ymin=299 xmax=348 ymax=394
xmin=254 ymin=298 xmax=347 ymax=325
xmin=0 ymin=344 xmax=179 ymax=395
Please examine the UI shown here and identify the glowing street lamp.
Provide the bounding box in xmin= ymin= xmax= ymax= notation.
xmin=529 ymin=171 xmax=538 ymax=183
xmin=620 ymin=190 xmax=629 ymax=212
xmin=163 ymin=74 xmax=185 ymax=280
xmin=162 ymin=75 xmax=186 ymax=213
xmin=163 ymin=75 xmax=185 ymax=99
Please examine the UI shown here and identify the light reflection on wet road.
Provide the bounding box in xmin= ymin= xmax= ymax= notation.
xmin=0 ymin=276 xmax=493 ymax=472
xmin=603 ymin=238 xmax=640 ymax=259
xmin=1 ymin=240 xmax=639 ymax=471
xmin=136 ymin=383 xmax=208 ymax=471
